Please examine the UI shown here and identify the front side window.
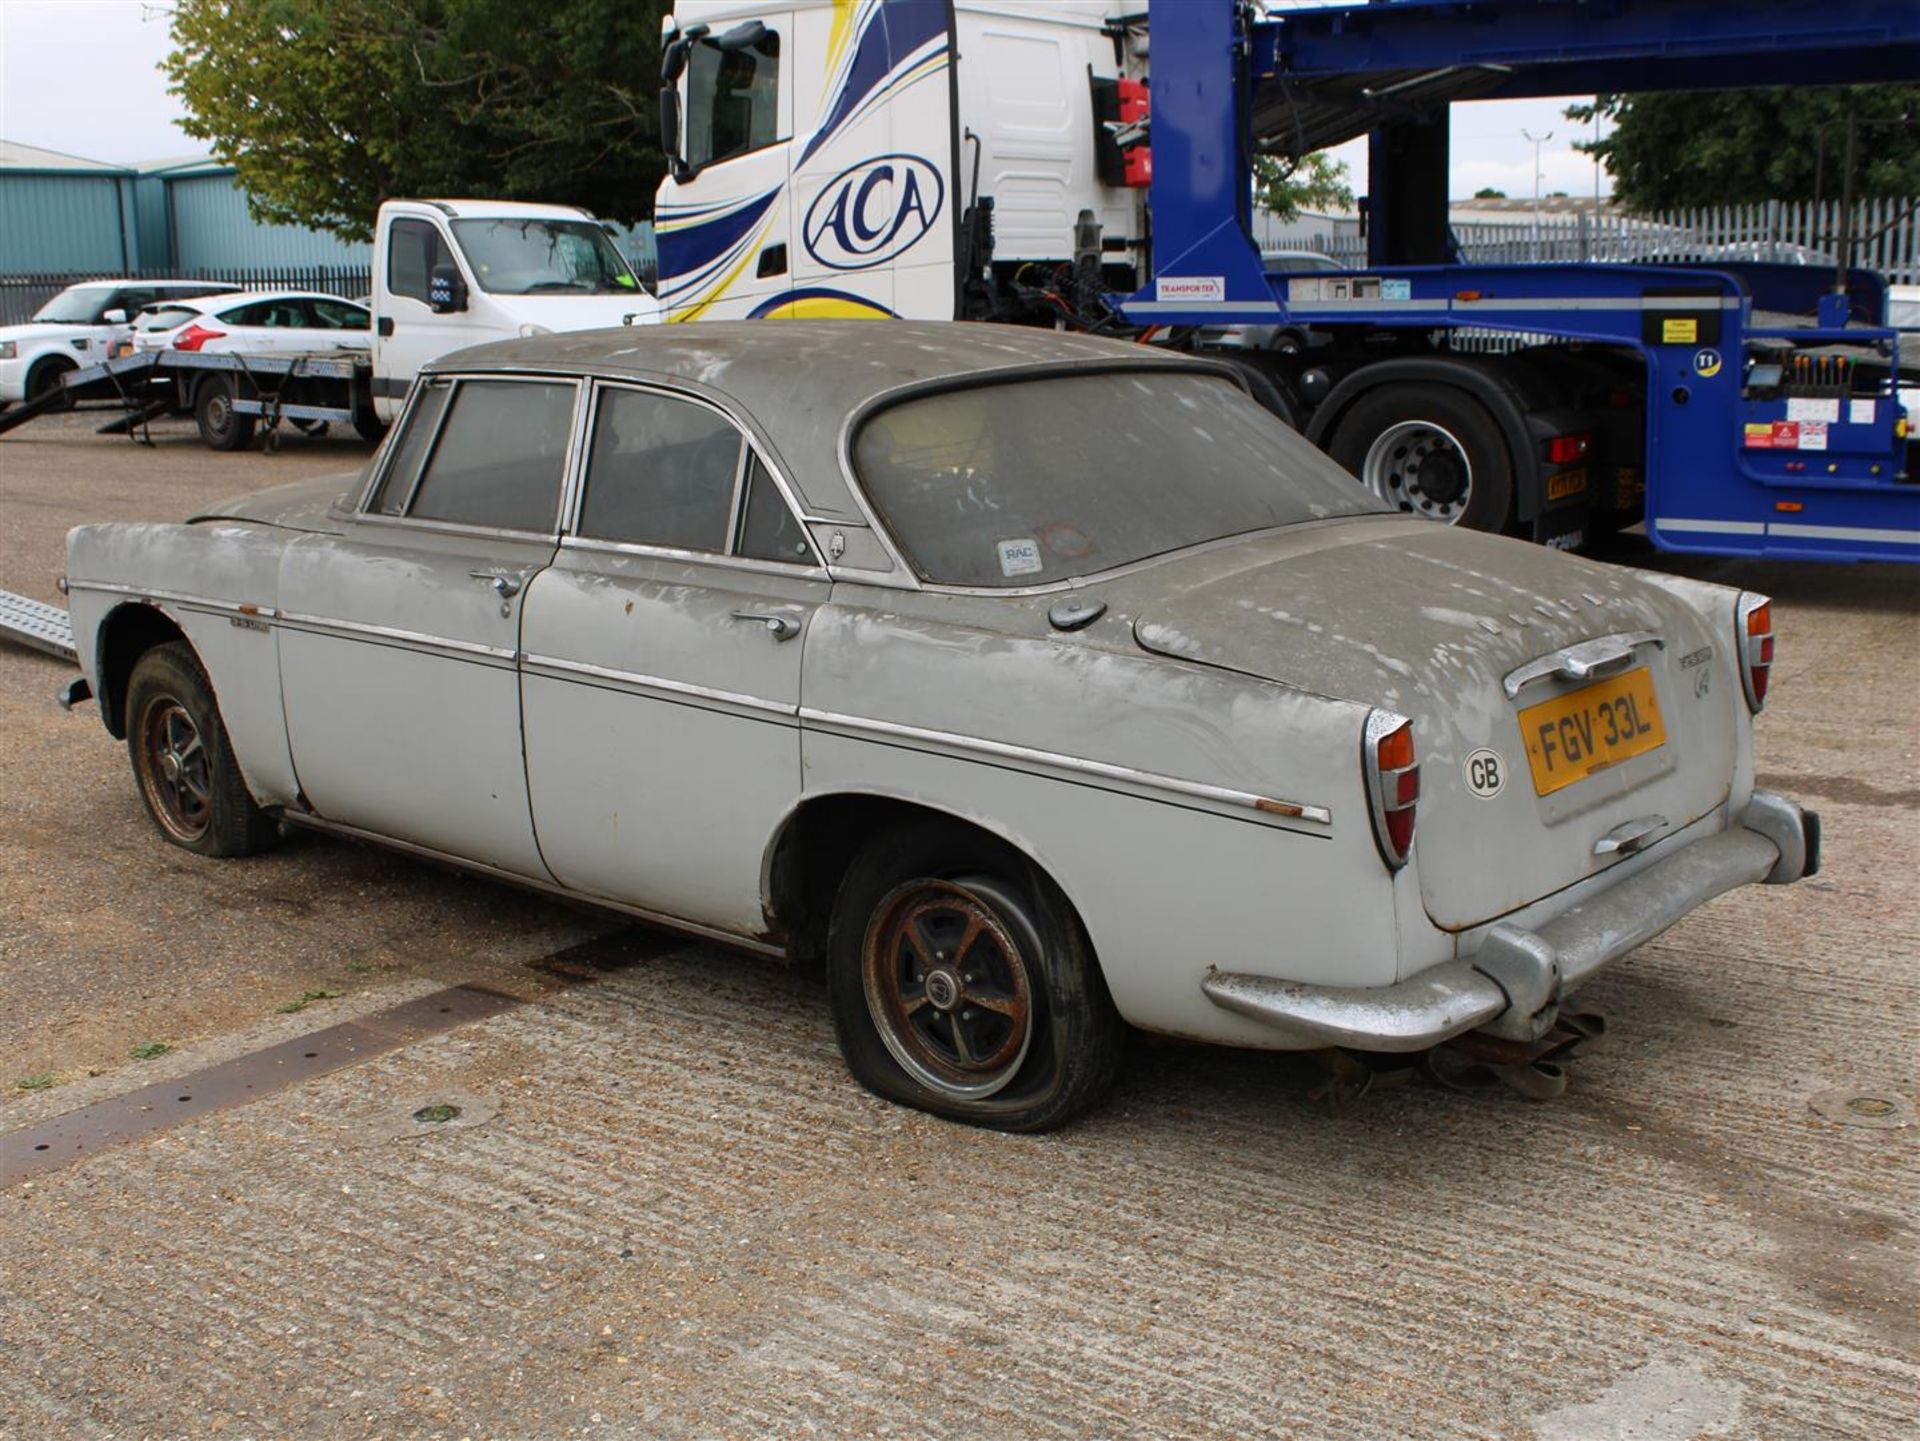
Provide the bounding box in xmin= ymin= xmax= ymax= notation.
xmin=579 ymin=388 xmax=743 ymax=550
xmin=736 ymin=455 xmax=813 ymax=564
xmin=310 ymin=298 xmax=370 ymax=329
xmin=684 ymin=29 xmax=781 ymax=170
xmin=853 ymin=370 xmax=1386 ymax=588
xmin=450 ymin=219 xmax=638 ymax=297
xmin=367 ymin=380 xmax=452 ymax=514
xmin=406 ymin=380 xmax=577 ymax=532
xmin=388 ymin=218 xmax=454 ymax=305
xmin=32 ymin=286 xmax=120 ymax=324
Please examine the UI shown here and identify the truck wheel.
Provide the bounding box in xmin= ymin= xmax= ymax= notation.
xmin=25 ymin=357 xmax=76 ymax=411
xmin=352 ymin=405 xmax=389 ymax=445
xmin=126 ymin=641 xmax=278 ymax=857
xmin=826 ymin=820 xmax=1125 ymax=1132
xmin=1329 ymin=384 xmax=1516 ymax=532
xmin=195 ymin=377 xmax=256 ymax=451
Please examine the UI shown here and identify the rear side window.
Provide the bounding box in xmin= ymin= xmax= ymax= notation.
xmin=579 ymin=388 xmax=743 ymax=551
xmin=406 ymin=380 xmax=577 ymax=531
xmin=389 ymin=219 xmax=454 ymax=305
xmin=137 ymin=306 xmax=201 ymax=332
xmin=367 ymin=380 xmax=451 ymax=514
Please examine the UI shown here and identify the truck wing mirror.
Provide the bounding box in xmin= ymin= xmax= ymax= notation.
xmin=428 ymin=265 xmax=468 ymax=314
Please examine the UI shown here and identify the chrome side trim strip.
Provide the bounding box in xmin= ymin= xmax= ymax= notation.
xmin=275 ymin=610 xmax=516 ymax=664
xmin=521 ymin=652 xmax=796 ymax=719
xmin=800 ymin=707 xmax=1333 ymax=827
xmin=1767 ymin=521 xmax=1920 ymax=546
xmin=279 ymin=812 xmax=785 ymax=958
xmin=1656 ymin=517 xmax=1766 ymax=536
xmin=65 ymin=581 xmax=278 ymax=619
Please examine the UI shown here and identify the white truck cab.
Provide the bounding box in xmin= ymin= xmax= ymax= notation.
xmin=369 ymin=199 xmax=662 ymax=418
xmin=654 ymin=0 xmax=1145 ymax=323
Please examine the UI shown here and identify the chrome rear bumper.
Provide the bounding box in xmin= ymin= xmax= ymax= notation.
xmin=1202 ymin=791 xmax=1818 ymax=1052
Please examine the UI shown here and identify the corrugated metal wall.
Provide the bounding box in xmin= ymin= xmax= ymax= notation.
xmin=0 ymin=174 xmax=135 ymax=273
xmin=166 ymin=173 xmax=370 ymax=271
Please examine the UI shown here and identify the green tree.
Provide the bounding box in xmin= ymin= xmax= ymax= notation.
xmin=1567 ymin=87 xmax=1920 ymax=211
xmin=1472 ymin=186 xmax=1507 ymax=200
xmin=1252 ymin=152 xmax=1355 ymax=222
xmin=166 ymin=0 xmax=668 ymax=241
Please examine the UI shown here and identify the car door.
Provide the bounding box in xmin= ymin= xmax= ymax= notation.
xmin=308 ymin=297 xmax=373 ymax=355
xmin=519 ymin=380 xmax=824 ymax=933
xmin=277 ymin=373 xmax=583 ymax=878
xmin=375 ymin=216 xmax=474 ymax=416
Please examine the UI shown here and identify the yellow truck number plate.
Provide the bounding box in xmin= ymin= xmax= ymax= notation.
xmin=1518 ymin=667 xmax=1666 ymax=796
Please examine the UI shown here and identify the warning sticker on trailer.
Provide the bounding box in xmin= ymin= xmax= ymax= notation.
xmin=1799 ymin=421 xmax=1829 ymax=451
xmin=1661 ymin=317 xmax=1699 ymax=344
xmin=1745 ymin=421 xmax=1799 ymax=449
xmin=1787 ymin=397 xmax=1840 ymax=424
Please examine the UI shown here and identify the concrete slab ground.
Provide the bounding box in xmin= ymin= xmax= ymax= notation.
xmin=1 ymin=408 xmax=1914 ymax=1438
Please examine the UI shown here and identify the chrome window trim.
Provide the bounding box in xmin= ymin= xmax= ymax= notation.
xmin=350 ymin=511 xmax=564 ymax=546
xmin=572 ymin=377 xmax=824 ymax=569
xmin=721 ymin=436 xmax=753 ymax=556
xmin=558 ymin=532 xmax=830 ymax=582
xmin=352 ymin=372 xmax=432 ymax=513
xmin=801 ymin=707 xmax=1333 ymax=831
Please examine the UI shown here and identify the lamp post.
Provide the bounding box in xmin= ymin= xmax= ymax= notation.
xmin=1522 ymin=127 xmax=1553 ymax=259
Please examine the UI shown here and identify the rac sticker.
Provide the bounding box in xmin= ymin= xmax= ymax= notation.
xmin=1464 ymin=747 xmax=1506 ymax=799
xmin=802 ymin=154 xmax=945 ymax=271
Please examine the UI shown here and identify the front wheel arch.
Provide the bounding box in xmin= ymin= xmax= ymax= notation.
xmin=94 ymin=602 xmax=190 ymax=739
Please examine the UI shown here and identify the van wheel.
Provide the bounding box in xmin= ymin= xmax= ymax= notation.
xmin=195 ymin=377 xmax=256 ymax=451
xmin=1329 ymin=384 xmax=1516 ymax=532
xmin=827 ymin=821 xmax=1124 ymax=1131
xmin=126 ymin=642 xmax=277 ymax=857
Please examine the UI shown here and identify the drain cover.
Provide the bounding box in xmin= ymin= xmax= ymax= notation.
xmin=1808 ymin=1087 xmax=1915 ymax=1130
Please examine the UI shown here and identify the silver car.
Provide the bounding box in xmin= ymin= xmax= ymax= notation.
xmin=62 ymin=323 xmax=1816 ymax=1130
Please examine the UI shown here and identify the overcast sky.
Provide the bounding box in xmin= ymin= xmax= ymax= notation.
xmin=0 ymin=0 xmax=1608 ymax=198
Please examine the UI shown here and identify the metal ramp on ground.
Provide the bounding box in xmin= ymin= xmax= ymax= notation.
xmin=0 ymin=589 xmax=76 ymax=662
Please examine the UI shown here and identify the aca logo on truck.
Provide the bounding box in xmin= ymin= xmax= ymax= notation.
xmin=802 ymin=155 xmax=945 ymax=271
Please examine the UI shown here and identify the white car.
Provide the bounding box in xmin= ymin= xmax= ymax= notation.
xmin=60 ymin=323 xmax=1817 ymax=1132
xmin=1889 ymin=284 xmax=1919 ymax=425
xmin=0 ymin=279 xmax=230 ymax=408
xmin=1203 ymin=249 xmax=1345 ymax=354
xmin=129 ymin=290 xmax=372 ymax=359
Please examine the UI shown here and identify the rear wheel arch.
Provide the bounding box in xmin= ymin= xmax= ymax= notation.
xmin=762 ymin=792 xmax=1094 ymax=970
xmin=95 ymin=602 xmax=191 ymax=739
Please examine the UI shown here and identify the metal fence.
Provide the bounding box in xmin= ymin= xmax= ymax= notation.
xmin=0 ymin=265 xmax=373 ymax=327
xmin=1298 ymin=197 xmax=1920 ymax=285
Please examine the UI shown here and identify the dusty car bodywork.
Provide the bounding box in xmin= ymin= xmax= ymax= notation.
xmin=63 ymin=322 xmax=1817 ymax=1129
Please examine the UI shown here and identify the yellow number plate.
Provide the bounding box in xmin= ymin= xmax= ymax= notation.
xmin=1518 ymin=667 xmax=1666 ymax=796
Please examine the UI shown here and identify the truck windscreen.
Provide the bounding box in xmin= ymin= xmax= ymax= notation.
xmin=450 ymin=219 xmax=640 ymax=297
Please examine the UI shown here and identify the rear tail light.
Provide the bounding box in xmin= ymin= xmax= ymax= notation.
xmin=173 ymin=323 xmax=225 ymax=352
xmin=1546 ymin=431 xmax=1593 ymax=464
xmin=1737 ymin=593 xmax=1773 ymax=712
xmin=1363 ymin=710 xmax=1419 ymax=870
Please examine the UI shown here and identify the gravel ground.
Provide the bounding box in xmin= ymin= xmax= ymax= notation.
xmin=0 ymin=409 xmax=1915 ymax=1438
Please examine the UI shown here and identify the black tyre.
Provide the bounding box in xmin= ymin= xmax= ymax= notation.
xmin=352 ymin=404 xmax=389 ymax=445
xmin=194 ymin=377 xmax=256 ymax=451
xmin=1329 ymin=383 xmax=1516 ymax=532
xmin=826 ymin=820 xmax=1125 ymax=1131
xmin=125 ymin=641 xmax=278 ymax=858
xmin=25 ymin=357 xmax=76 ymax=411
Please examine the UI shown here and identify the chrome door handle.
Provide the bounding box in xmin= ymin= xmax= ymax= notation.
xmin=1593 ymin=814 xmax=1669 ymax=857
xmin=469 ymin=568 xmax=527 ymax=616
xmin=731 ymin=609 xmax=801 ymax=641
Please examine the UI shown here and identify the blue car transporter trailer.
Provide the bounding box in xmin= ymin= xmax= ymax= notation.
xmin=1114 ymin=0 xmax=1920 ymax=562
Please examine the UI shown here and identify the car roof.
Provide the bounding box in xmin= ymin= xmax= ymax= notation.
xmin=429 ymin=321 xmax=1224 ymax=519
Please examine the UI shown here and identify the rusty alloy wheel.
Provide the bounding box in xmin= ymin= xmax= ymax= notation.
xmin=861 ymin=876 xmax=1037 ymax=1101
xmin=135 ymin=693 xmax=214 ymax=843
